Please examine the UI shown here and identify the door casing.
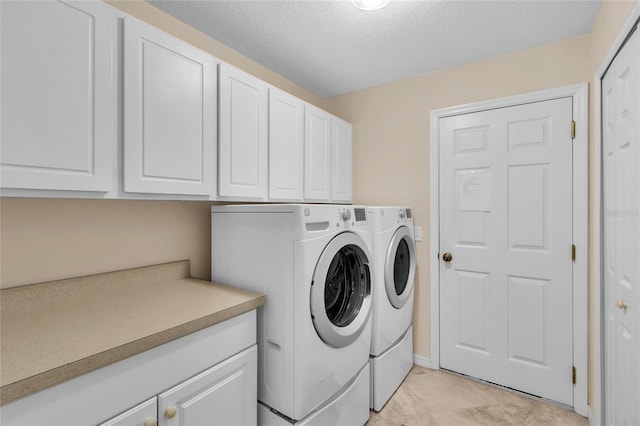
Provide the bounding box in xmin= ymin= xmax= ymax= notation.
xmin=429 ymin=84 xmax=588 ymax=416
xmin=593 ymin=3 xmax=640 ymax=425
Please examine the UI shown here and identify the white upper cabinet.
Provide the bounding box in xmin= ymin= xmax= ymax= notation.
xmin=268 ymin=88 xmax=304 ymax=201
xmin=218 ymin=63 xmax=268 ymax=199
xmin=331 ymin=116 xmax=353 ymax=203
xmin=123 ymin=16 xmax=217 ymax=196
xmin=303 ymin=106 xmax=352 ymax=203
xmin=0 ymin=0 xmax=116 ymax=192
xmin=304 ymin=104 xmax=332 ymax=202
xmin=0 ymin=2 xmax=352 ymax=202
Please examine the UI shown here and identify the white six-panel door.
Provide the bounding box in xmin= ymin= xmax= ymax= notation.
xmin=439 ymin=98 xmax=574 ymax=405
xmin=602 ymin=26 xmax=640 ymax=426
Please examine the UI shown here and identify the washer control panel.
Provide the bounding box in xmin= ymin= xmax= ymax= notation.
xmin=334 ymin=207 xmax=367 ymax=228
xmin=354 ymin=208 xmax=367 ymax=222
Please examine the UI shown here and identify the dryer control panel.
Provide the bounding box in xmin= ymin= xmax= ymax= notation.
xmin=395 ymin=208 xmax=412 ymax=223
xmin=366 ymin=206 xmax=414 ymax=232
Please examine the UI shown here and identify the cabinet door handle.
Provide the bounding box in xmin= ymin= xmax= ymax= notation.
xmin=144 ymin=417 xmax=158 ymax=426
xmin=164 ymin=406 xmax=177 ymax=419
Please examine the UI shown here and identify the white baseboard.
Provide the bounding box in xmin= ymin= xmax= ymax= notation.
xmin=413 ymin=354 xmax=435 ymax=369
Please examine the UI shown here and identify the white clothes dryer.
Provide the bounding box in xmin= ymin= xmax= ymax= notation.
xmin=212 ymin=204 xmax=373 ymax=425
xmin=367 ymin=206 xmax=416 ymax=411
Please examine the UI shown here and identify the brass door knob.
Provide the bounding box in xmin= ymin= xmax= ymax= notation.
xmin=616 ymin=299 xmax=628 ymax=310
xmin=442 ymin=252 xmax=453 ymax=262
xmin=164 ymin=406 xmax=177 ymax=419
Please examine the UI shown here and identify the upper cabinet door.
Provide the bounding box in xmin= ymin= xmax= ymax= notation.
xmin=0 ymin=0 xmax=116 ymax=192
xmin=331 ymin=116 xmax=353 ymax=203
xmin=218 ymin=63 xmax=268 ymax=199
xmin=123 ymin=16 xmax=217 ymax=196
xmin=268 ymin=88 xmax=304 ymax=201
xmin=304 ymin=104 xmax=332 ymax=202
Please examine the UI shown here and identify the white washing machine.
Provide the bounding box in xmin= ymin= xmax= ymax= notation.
xmin=211 ymin=204 xmax=373 ymax=425
xmin=368 ymin=206 xmax=416 ymax=411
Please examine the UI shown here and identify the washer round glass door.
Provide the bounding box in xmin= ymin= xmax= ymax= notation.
xmin=310 ymin=232 xmax=372 ymax=348
xmin=385 ymin=226 xmax=416 ymax=309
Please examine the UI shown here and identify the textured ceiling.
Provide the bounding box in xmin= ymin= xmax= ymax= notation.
xmin=147 ymin=0 xmax=601 ymax=98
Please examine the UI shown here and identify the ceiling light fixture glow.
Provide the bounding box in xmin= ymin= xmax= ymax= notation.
xmin=351 ymin=0 xmax=392 ymax=11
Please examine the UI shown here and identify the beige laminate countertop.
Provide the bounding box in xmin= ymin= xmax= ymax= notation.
xmin=0 ymin=260 xmax=265 ymax=406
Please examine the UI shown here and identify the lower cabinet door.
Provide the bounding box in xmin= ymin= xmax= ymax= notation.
xmin=97 ymin=397 xmax=158 ymax=426
xmin=158 ymin=345 xmax=257 ymax=426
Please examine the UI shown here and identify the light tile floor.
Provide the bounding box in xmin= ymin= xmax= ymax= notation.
xmin=366 ymin=366 xmax=588 ymax=426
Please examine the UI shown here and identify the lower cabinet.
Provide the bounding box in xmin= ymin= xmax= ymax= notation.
xmin=98 ymin=398 xmax=158 ymax=426
xmin=99 ymin=346 xmax=257 ymax=426
xmin=0 ymin=311 xmax=257 ymax=426
xmin=158 ymin=346 xmax=256 ymax=426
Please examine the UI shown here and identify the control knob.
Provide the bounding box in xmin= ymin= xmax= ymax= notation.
xmin=340 ymin=208 xmax=352 ymax=221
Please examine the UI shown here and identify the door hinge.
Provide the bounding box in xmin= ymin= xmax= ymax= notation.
xmin=572 ymin=366 xmax=576 ymax=384
xmin=571 ymin=120 xmax=576 ymax=139
xmin=572 ymin=244 xmax=576 ymax=261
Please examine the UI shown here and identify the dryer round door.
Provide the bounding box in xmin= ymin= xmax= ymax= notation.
xmin=385 ymin=226 xmax=416 ymax=309
xmin=310 ymin=232 xmax=373 ymax=348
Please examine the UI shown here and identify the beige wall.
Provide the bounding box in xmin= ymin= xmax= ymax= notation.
xmin=0 ymin=198 xmax=212 ymax=287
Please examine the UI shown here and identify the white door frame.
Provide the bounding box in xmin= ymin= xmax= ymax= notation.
xmin=593 ymin=3 xmax=640 ymax=425
xmin=429 ymin=84 xmax=588 ymax=416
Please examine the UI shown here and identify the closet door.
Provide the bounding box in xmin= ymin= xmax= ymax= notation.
xmin=268 ymin=88 xmax=304 ymax=201
xmin=602 ymin=26 xmax=640 ymax=426
xmin=218 ymin=63 xmax=268 ymax=199
xmin=123 ymin=16 xmax=217 ymax=196
xmin=1 ymin=0 xmax=116 ymax=192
